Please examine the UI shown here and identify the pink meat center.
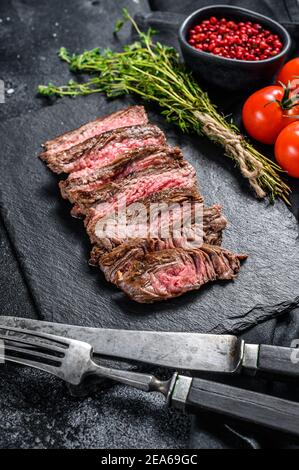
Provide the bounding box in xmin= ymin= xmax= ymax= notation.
xmin=69 ymin=152 xmax=171 ymax=193
xmin=94 ymin=167 xmax=194 ymax=220
xmin=51 ymin=114 xmax=146 ymax=153
xmin=151 ymin=262 xmax=198 ymax=294
xmin=70 ymin=137 xmax=162 ymax=173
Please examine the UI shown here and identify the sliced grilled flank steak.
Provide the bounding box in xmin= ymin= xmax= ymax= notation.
xmin=41 ymin=124 xmax=165 ymax=174
xmin=117 ymin=246 xmax=246 ymax=303
xmin=96 ymin=240 xmax=244 ymax=285
xmin=90 ymin=199 xmax=204 ymax=252
xmin=41 ymin=106 xmax=148 ymax=161
xmin=98 ymin=242 xmax=246 ymax=303
xmin=88 ymin=186 xmax=204 ymax=235
xmin=39 ymin=105 xmax=246 ymax=304
xmin=89 ymin=203 xmax=226 ymax=258
xmin=92 ymin=240 xmax=166 ymax=282
xmin=89 ymin=202 xmax=226 ymax=266
xmin=85 ymin=162 xmax=197 ymax=243
xmin=60 ymin=146 xmax=184 ymax=211
xmin=70 ymin=150 xmax=188 ymax=218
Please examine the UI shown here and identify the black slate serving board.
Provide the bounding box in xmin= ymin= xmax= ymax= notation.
xmin=1 ymin=93 xmax=299 ymax=334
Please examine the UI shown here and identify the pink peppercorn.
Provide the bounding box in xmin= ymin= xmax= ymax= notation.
xmin=187 ymin=16 xmax=283 ymax=61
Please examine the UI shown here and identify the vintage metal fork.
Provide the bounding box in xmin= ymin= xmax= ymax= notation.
xmin=1 ymin=325 xmax=299 ymax=437
xmin=0 ymin=326 xmax=171 ymax=394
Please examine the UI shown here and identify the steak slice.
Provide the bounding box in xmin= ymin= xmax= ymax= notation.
xmin=91 ymin=198 xmax=204 ymax=252
xmin=41 ymin=124 xmax=165 ymax=174
xmin=85 ymin=162 xmax=197 ymax=243
xmin=41 ymin=106 xmax=148 ymax=161
xmin=70 ymin=149 xmax=188 ymax=218
xmin=89 ymin=202 xmax=226 ymax=266
xmin=98 ymin=242 xmax=247 ymax=303
xmin=60 ymin=146 xmax=184 ymax=211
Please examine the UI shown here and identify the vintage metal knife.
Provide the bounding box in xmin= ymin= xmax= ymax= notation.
xmin=0 ymin=316 xmax=298 ymax=377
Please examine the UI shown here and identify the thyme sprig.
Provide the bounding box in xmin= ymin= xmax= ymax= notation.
xmin=38 ymin=8 xmax=290 ymax=203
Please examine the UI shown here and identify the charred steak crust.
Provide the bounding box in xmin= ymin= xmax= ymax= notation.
xmin=41 ymin=124 xmax=165 ymax=174
xmin=41 ymin=106 xmax=148 ymax=158
xmin=98 ymin=242 xmax=247 ymax=303
xmin=119 ymin=246 xmax=246 ymax=303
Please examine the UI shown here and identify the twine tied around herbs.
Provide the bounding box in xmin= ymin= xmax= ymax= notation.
xmin=194 ymin=111 xmax=266 ymax=199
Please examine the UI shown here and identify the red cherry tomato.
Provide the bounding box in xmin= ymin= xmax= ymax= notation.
xmin=242 ymin=86 xmax=299 ymax=145
xmin=276 ymin=58 xmax=299 ymax=90
xmin=275 ymin=122 xmax=299 ymax=178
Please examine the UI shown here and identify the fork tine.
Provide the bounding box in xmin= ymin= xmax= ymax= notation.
xmin=0 ymin=326 xmax=91 ymax=386
xmin=0 ymin=326 xmax=69 ymax=348
xmin=2 ymin=352 xmax=59 ymax=376
xmin=4 ymin=344 xmax=63 ymax=364
xmin=0 ymin=333 xmax=65 ymax=354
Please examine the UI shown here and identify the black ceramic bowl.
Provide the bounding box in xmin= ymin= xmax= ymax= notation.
xmin=179 ymin=5 xmax=291 ymax=91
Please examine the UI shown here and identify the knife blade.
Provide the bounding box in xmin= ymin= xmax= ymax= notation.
xmin=1 ymin=316 xmax=298 ymax=378
xmin=0 ymin=316 xmax=243 ymax=373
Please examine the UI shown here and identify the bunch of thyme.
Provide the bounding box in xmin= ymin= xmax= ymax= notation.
xmin=38 ymin=9 xmax=290 ymax=202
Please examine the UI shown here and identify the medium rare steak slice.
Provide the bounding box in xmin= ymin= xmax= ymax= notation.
xmin=42 ymin=124 xmax=165 ymax=174
xmin=89 ymin=203 xmax=227 ymax=267
xmin=70 ymin=152 xmax=188 ymax=217
xmin=60 ymin=146 xmax=184 ymax=211
xmin=41 ymin=106 xmax=148 ymax=160
xmin=90 ymin=199 xmax=204 ymax=252
xmin=87 ymin=186 xmax=203 ymax=235
xmin=85 ymin=162 xmax=197 ymax=243
xmin=118 ymin=246 xmax=246 ymax=303
xmin=99 ymin=242 xmax=246 ymax=303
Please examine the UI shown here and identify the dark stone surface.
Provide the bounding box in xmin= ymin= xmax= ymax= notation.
xmin=1 ymin=95 xmax=299 ymax=334
xmin=0 ymin=219 xmax=37 ymax=319
xmin=0 ymin=365 xmax=190 ymax=449
xmin=0 ymin=0 xmax=150 ymax=121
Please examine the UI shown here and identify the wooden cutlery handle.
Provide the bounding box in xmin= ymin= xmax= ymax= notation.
xmin=184 ymin=377 xmax=299 ymax=437
xmin=257 ymin=345 xmax=299 ymax=378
